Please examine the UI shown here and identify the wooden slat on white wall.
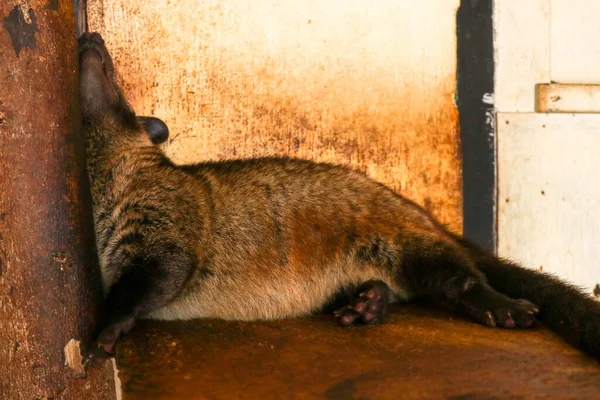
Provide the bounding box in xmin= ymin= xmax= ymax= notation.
xmin=493 ymin=1 xmax=550 ymax=112
xmin=498 ymin=112 xmax=600 ymax=294
xmin=551 ymin=0 xmax=600 ymax=84
xmin=536 ymin=83 xmax=600 ymax=113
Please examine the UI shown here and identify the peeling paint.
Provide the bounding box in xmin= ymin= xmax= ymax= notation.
xmin=112 ymin=358 xmax=123 ymax=400
xmin=51 ymin=250 xmax=72 ymax=271
xmin=2 ymin=6 xmax=39 ymax=57
xmin=64 ymin=339 xmax=86 ymax=377
xmin=482 ymin=92 xmax=494 ymax=105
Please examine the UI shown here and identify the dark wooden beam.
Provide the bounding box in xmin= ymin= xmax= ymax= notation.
xmin=0 ymin=1 xmax=113 ymax=398
xmin=457 ymin=0 xmax=496 ymax=251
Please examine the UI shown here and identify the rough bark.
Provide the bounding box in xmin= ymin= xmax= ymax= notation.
xmin=0 ymin=1 xmax=114 ymax=399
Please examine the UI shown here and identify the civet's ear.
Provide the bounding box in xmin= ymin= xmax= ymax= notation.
xmin=138 ymin=116 xmax=169 ymax=144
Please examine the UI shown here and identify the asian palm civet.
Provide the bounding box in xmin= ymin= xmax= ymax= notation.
xmin=79 ymin=32 xmax=600 ymax=359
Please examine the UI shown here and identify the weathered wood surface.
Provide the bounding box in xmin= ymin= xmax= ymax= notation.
xmin=115 ymin=305 xmax=600 ymax=400
xmin=536 ymin=83 xmax=600 ymax=113
xmin=87 ymin=0 xmax=463 ymax=232
xmin=0 ymin=1 xmax=114 ymax=398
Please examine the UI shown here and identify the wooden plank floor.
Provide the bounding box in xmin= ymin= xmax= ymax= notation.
xmin=114 ymin=304 xmax=600 ymax=399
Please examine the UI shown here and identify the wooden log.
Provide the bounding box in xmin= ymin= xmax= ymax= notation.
xmin=0 ymin=1 xmax=114 ymax=399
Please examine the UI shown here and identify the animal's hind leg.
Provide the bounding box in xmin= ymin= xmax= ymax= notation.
xmin=399 ymin=236 xmax=539 ymax=328
xmin=335 ymin=280 xmax=391 ymax=326
xmin=95 ymin=245 xmax=194 ymax=354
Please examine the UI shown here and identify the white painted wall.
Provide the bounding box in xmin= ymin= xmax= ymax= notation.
xmin=497 ymin=113 xmax=600 ymax=291
xmin=494 ymin=1 xmax=549 ymax=112
xmin=551 ymin=0 xmax=600 ymax=84
xmin=494 ymin=0 xmax=600 ymax=294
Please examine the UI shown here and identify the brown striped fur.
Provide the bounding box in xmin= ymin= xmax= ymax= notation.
xmin=80 ymin=32 xmax=600 ymax=360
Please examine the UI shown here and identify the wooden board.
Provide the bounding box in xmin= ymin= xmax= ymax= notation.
xmin=493 ymin=1 xmax=550 ymax=112
xmin=87 ymin=0 xmax=462 ymax=232
xmin=536 ymin=83 xmax=600 ymax=113
xmin=498 ymin=112 xmax=600 ymax=294
xmin=114 ymin=306 xmax=600 ymax=400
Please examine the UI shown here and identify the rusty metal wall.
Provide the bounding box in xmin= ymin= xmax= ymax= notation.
xmin=87 ymin=0 xmax=462 ymax=232
xmin=0 ymin=1 xmax=113 ymax=399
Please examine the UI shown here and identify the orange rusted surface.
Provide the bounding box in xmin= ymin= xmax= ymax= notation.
xmin=116 ymin=305 xmax=600 ymax=400
xmin=87 ymin=0 xmax=462 ymax=232
xmin=0 ymin=1 xmax=110 ymax=399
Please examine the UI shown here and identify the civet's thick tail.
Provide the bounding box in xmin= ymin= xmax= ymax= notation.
xmin=458 ymin=236 xmax=600 ymax=359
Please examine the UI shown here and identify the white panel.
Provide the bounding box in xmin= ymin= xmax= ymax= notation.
xmin=494 ymin=1 xmax=550 ymax=112
xmin=551 ymin=0 xmax=600 ymax=83
xmin=498 ymin=112 xmax=600 ymax=295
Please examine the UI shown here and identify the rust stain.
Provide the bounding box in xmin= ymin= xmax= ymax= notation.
xmin=87 ymin=0 xmax=462 ymax=232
